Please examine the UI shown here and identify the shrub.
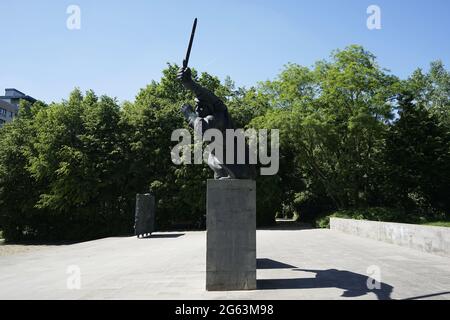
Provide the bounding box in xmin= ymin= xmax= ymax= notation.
xmin=314 ymin=207 xmax=411 ymax=229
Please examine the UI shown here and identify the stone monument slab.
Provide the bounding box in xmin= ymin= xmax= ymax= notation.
xmin=206 ymin=179 xmax=256 ymax=291
xmin=134 ymin=193 xmax=155 ymax=237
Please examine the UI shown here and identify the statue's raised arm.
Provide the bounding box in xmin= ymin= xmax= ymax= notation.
xmin=178 ymin=67 xmax=223 ymax=107
xmin=176 ymin=19 xmax=255 ymax=180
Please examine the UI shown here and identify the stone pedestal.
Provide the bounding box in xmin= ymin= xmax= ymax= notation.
xmin=134 ymin=193 xmax=155 ymax=237
xmin=206 ymin=179 xmax=256 ymax=291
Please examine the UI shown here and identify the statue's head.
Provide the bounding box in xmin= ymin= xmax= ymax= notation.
xmin=194 ymin=97 xmax=214 ymax=118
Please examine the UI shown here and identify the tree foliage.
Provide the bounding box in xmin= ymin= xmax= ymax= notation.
xmin=0 ymin=47 xmax=448 ymax=241
xmin=385 ymin=94 xmax=450 ymax=213
xmin=251 ymin=46 xmax=402 ymax=219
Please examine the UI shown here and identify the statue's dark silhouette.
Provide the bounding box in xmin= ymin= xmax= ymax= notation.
xmin=177 ymin=67 xmax=255 ymax=180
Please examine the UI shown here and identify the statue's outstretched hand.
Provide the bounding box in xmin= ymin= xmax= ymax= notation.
xmin=177 ymin=67 xmax=192 ymax=84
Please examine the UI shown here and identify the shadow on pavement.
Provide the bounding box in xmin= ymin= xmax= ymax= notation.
xmin=402 ymin=292 xmax=450 ymax=300
xmin=258 ymin=267 xmax=394 ymax=300
xmin=1 ymin=240 xmax=80 ymax=246
xmin=140 ymin=233 xmax=185 ymax=239
xmin=257 ymin=258 xmax=297 ymax=269
xmin=258 ymin=220 xmax=314 ymax=231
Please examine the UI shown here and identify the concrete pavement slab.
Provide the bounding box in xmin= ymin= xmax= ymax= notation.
xmin=0 ymin=229 xmax=449 ymax=300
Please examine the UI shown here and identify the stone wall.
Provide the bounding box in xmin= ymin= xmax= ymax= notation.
xmin=330 ymin=218 xmax=450 ymax=258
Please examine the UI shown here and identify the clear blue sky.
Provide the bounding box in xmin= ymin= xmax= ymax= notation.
xmin=1 ymin=0 xmax=449 ymax=103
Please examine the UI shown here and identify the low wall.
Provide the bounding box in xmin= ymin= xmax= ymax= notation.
xmin=330 ymin=218 xmax=450 ymax=258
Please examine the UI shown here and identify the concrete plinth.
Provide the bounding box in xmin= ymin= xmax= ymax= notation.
xmin=206 ymin=179 xmax=256 ymax=291
xmin=134 ymin=193 xmax=155 ymax=237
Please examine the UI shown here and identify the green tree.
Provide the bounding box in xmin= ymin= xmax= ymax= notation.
xmin=385 ymin=93 xmax=450 ymax=214
xmin=0 ymin=100 xmax=44 ymax=240
xmin=251 ymin=45 xmax=401 ymax=219
xmin=408 ymin=61 xmax=450 ymax=126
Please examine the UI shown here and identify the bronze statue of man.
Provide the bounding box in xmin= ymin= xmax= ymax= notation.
xmin=177 ymin=66 xmax=255 ymax=180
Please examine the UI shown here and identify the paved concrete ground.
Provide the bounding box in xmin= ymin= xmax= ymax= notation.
xmin=0 ymin=229 xmax=449 ymax=300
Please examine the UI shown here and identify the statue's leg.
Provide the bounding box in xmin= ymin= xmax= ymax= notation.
xmin=220 ymin=165 xmax=236 ymax=180
xmin=208 ymin=154 xmax=232 ymax=179
xmin=214 ymin=168 xmax=229 ymax=180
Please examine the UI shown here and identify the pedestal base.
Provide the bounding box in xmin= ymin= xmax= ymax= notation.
xmin=206 ymin=179 xmax=256 ymax=291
